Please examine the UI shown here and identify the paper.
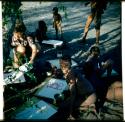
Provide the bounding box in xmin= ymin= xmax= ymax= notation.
xmin=3 ymin=71 xmax=25 ymax=85
xmin=19 ymin=63 xmax=33 ymax=72
xmin=35 ymin=78 xmax=68 ymax=99
xmin=14 ymin=100 xmax=57 ymax=119
xmin=48 ymin=59 xmax=78 ymax=69
xmin=42 ymin=40 xmax=63 ymax=47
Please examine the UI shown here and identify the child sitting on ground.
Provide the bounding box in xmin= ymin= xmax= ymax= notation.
xmin=57 ymin=55 xmax=97 ymax=120
xmin=35 ymin=20 xmax=48 ymax=44
xmin=83 ymin=45 xmax=113 ymax=111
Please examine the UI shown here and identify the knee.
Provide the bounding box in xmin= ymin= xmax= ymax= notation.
xmin=88 ymin=15 xmax=94 ymax=20
xmin=84 ymin=93 xmax=97 ymax=105
xmin=106 ymin=81 xmax=123 ymax=102
xmin=16 ymin=45 xmax=26 ymax=55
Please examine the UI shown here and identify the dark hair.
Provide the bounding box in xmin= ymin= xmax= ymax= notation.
xmin=60 ymin=55 xmax=72 ymax=69
xmin=38 ymin=20 xmax=46 ymax=28
xmin=60 ymin=55 xmax=71 ymax=63
xmin=90 ymin=46 xmax=100 ymax=54
xmin=15 ymin=19 xmax=26 ymax=32
xmin=53 ymin=7 xmax=58 ymax=13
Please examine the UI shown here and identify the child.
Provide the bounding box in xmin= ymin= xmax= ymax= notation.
xmin=58 ymin=55 xmax=97 ymax=120
xmin=84 ymin=45 xmax=113 ymax=111
xmin=35 ymin=20 xmax=48 ymax=44
xmin=52 ymin=7 xmax=63 ymax=39
xmin=85 ymin=45 xmax=113 ymax=79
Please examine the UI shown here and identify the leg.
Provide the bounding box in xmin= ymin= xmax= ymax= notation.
xmin=80 ymin=93 xmax=96 ymax=106
xmin=95 ymin=29 xmax=100 ymax=45
xmin=106 ymin=81 xmax=123 ymax=102
xmin=94 ymin=12 xmax=101 ymax=44
xmin=55 ymin=23 xmax=58 ymax=39
xmin=56 ymin=30 xmax=58 ymax=39
xmin=82 ymin=14 xmax=95 ymax=42
xmin=57 ymin=22 xmax=63 ymax=39
xmin=78 ymin=93 xmax=97 ymax=111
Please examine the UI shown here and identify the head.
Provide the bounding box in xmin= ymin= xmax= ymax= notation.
xmin=13 ymin=29 xmax=24 ymax=40
xmin=38 ymin=20 xmax=46 ymax=29
xmin=59 ymin=55 xmax=72 ymax=75
xmin=15 ymin=19 xmax=26 ymax=32
xmin=90 ymin=46 xmax=100 ymax=57
xmin=53 ymin=7 xmax=58 ymax=14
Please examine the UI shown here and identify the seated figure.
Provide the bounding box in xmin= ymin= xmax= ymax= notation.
xmin=35 ymin=20 xmax=48 ymax=44
xmin=56 ymin=55 xmax=97 ymax=120
xmin=83 ymin=45 xmax=113 ymax=111
xmin=11 ymin=27 xmax=39 ymax=68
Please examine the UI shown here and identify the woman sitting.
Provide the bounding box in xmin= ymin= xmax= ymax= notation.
xmin=11 ymin=27 xmax=39 ymax=68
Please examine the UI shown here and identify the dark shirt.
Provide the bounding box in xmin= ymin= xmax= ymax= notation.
xmin=66 ymin=68 xmax=95 ymax=96
xmin=85 ymin=55 xmax=106 ymax=91
xmin=86 ymin=55 xmax=102 ymax=72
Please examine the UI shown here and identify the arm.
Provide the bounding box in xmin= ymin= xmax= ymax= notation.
xmin=27 ymin=36 xmax=38 ymax=64
xmin=29 ymin=44 xmax=37 ymax=64
xmin=64 ymin=82 xmax=76 ymax=115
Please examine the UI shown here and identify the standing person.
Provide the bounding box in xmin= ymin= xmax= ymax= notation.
xmin=57 ymin=55 xmax=97 ymax=120
xmin=52 ymin=7 xmax=63 ymax=39
xmin=81 ymin=0 xmax=108 ymax=45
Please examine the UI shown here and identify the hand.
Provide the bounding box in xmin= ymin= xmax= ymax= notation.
xmin=103 ymin=59 xmax=113 ymax=69
xmin=29 ymin=60 xmax=34 ymax=64
xmin=67 ymin=114 xmax=75 ymax=120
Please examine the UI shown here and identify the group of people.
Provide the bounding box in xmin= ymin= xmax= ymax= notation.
xmin=54 ymin=52 xmax=122 ymax=120
xmin=8 ymin=0 xmax=122 ymax=120
xmin=11 ymin=0 xmax=108 ymax=68
xmin=11 ymin=6 xmax=63 ymax=68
